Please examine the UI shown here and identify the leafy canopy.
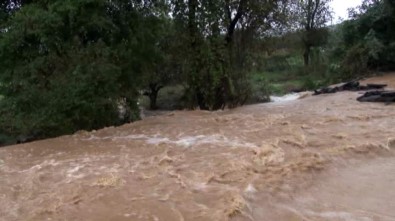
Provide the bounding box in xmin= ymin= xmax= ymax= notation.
xmin=0 ymin=0 xmax=162 ymax=138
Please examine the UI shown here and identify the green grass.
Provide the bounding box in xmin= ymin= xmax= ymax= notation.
xmin=251 ymin=55 xmax=332 ymax=96
xmin=250 ymin=69 xmax=307 ymax=95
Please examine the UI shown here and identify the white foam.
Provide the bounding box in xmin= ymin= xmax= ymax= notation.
xmin=270 ymin=93 xmax=300 ymax=103
xmin=172 ymin=134 xmax=258 ymax=148
xmin=83 ymin=134 xmax=149 ymax=141
xmin=146 ymin=137 xmax=170 ymax=145
xmin=66 ymin=165 xmax=84 ymax=177
xmin=244 ymin=184 xmax=257 ymax=194
xmin=17 ymin=159 xmax=59 ymax=173
xmin=278 ymin=204 xmax=373 ymax=221
xmin=174 ymin=135 xmax=207 ymax=147
xmin=305 ymin=210 xmax=372 ymax=221
xmin=82 ymin=133 xmax=258 ymax=149
xmin=193 ymin=182 xmax=208 ymax=190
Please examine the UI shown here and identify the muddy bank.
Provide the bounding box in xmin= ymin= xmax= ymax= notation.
xmin=0 ymin=73 xmax=395 ymax=221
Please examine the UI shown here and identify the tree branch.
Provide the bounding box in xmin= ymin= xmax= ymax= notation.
xmin=225 ymin=0 xmax=232 ymax=22
xmin=311 ymin=0 xmax=320 ymax=28
xmin=226 ymin=0 xmax=247 ymax=44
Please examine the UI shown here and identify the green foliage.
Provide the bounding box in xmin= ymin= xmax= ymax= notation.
xmin=171 ymin=0 xmax=288 ymax=110
xmin=0 ymin=133 xmax=16 ymax=146
xmin=3 ymin=0 xmax=394 ymax=146
xmin=333 ymin=0 xmax=395 ymax=79
xmin=0 ymin=0 xmax=161 ymax=139
xmin=250 ymin=75 xmax=271 ymax=102
xmin=340 ymin=44 xmax=369 ymax=80
xmin=289 ymin=0 xmax=332 ymax=66
xmin=301 ymin=75 xmax=327 ymax=90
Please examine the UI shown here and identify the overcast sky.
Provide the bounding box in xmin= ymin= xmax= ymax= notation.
xmin=330 ymin=0 xmax=363 ymax=23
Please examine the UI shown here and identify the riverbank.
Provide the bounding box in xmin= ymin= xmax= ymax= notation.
xmin=0 ymin=73 xmax=394 ymax=221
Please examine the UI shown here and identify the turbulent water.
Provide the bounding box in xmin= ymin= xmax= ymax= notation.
xmin=1 ymin=73 xmax=395 ymax=221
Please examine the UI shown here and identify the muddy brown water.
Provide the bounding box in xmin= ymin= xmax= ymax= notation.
xmin=1 ymin=73 xmax=395 ymax=221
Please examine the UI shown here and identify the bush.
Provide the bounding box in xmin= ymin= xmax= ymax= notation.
xmin=340 ymin=44 xmax=369 ymax=80
xmin=0 ymin=0 xmax=159 ymax=140
xmin=249 ymin=75 xmax=271 ymax=103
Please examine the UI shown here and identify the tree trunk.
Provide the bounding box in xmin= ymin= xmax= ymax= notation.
xmin=212 ymin=0 xmax=245 ymax=110
xmin=196 ymin=90 xmax=209 ymax=110
xmin=303 ymin=45 xmax=311 ymax=66
xmin=144 ymin=83 xmax=163 ymax=110
xmin=149 ymin=91 xmax=158 ymax=110
xmin=225 ymin=0 xmax=246 ymax=45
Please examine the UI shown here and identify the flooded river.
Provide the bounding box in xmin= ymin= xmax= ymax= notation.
xmin=1 ymin=73 xmax=395 ymax=221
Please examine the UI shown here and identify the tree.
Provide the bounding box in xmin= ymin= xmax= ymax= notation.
xmin=293 ymin=0 xmax=332 ymax=66
xmin=0 ymin=0 xmax=164 ymax=139
xmin=325 ymin=0 xmax=395 ymax=80
xmin=342 ymin=0 xmax=395 ymax=73
xmin=172 ymin=0 xmax=288 ymax=110
xmin=142 ymin=19 xmax=180 ymax=110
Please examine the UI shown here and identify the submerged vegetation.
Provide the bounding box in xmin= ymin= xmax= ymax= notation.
xmin=0 ymin=0 xmax=394 ymax=145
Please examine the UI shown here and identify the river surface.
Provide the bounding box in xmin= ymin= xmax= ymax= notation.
xmin=1 ymin=73 xmax=395 ymax=221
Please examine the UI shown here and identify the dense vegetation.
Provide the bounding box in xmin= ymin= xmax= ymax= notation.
xmin=0 ymin=0 xmax=394 ymax=145
xmin=335 ymin=0 xmax=395 ymax=79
